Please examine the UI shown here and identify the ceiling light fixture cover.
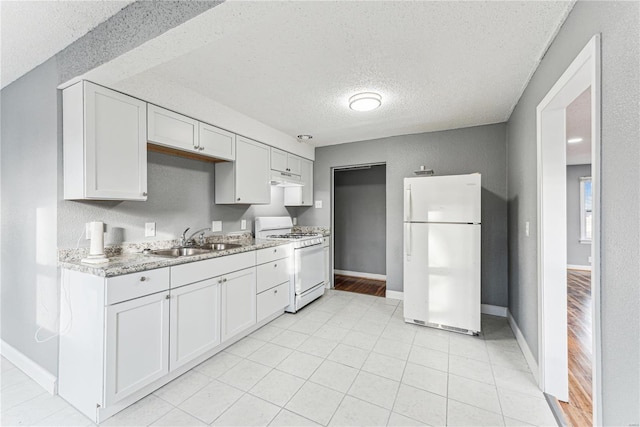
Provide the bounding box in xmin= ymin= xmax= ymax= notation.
xmin=297 ymin=134 xmax=313 ymax=141
xmin=349 ymin=92 xmax=382 ymax=112
xmin=567 ymin=137 xmax=583 ymax=143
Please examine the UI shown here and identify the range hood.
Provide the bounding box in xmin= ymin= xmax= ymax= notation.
xmin=270 ymin=171 xmax=304 ymax=187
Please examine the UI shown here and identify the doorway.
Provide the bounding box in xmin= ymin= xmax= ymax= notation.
xmin=332 ymin=164 xmax=386 ymax=297
xmin=536 ymin=35 xmax=601 ymax=424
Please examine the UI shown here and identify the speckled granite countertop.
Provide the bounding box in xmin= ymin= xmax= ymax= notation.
xmin=292 ymin=226 xmax=331 ymax=236
xmin=59 ymin=239 xmax=290 ymax=278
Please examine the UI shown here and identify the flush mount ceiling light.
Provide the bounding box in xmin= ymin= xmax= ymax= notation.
xmin=297 ymin=134 xmax=313 ymax=142
xmin=349 ymin=92 xmax=382 ymax=112
xmin=567 ymin=137 xmax=583 ymax=143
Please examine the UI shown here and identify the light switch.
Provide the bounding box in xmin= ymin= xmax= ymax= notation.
xmin=212 ymin=221 xmax=222 ymax=232
xmin=315 ymin=200 xmax=322 ymax=209
xmin=525 ymin=221 xmax=530 ymax=237
xmin=240 ymin=219 xmax=247 ymax=230
xmin=145 ymin=222 xmax=156 ymax=237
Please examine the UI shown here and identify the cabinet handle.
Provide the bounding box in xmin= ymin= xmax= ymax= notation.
xmin=237 ymin=197 xmax=241 ymax=201
xmin=165 ymin=294 xmax=170 ymax=299
xmin=274 ymin=264 xmax=277 ymax=268
xmin=199 ymin=147 xmax=205 ymax=151
xmin=223 ymin=278 xmax=227 ymax=282
xmin=274 ymin=289 xmax=278 ymax=294
xmin=140 ymin=277 xmax=147 ymax=282
xmin=218 ymin=279 xmax=222 ymax=284
xmin=142 ymin=192 xmax=148 ymax=197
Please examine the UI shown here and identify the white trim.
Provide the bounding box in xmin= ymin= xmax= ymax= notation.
xmin=481 ymin=304 xmax=507 ymax=317
xmin=334 ymin=270 xmax=386 ymax=281
xmin=385 ymin=290 xmax=403 ymax=300
xmin=0 ymin=339 xmax=57 ymax=395
xmin=567 ymin=264 xmax=591 ymax=271
xmin=507 ymin=311 xmax=540 ymax=384
xmin=536 ymin=34 xmax=601 ymax=424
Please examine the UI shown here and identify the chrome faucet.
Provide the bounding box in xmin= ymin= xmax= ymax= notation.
xmin=180 ymin=227 xmax=211 ymax=247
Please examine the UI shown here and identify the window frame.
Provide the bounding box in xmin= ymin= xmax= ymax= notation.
xmin=579 ymin=176 xmax=592 ymax=244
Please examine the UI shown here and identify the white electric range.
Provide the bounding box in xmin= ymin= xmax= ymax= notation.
xmin=255 ymin=217 xmax=325 ymax=312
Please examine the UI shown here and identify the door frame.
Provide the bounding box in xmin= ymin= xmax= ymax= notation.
xmin=330 ymin=162 xmax=387 ymax=290
xmin=536 ymin=35 xmax=601 ymax=424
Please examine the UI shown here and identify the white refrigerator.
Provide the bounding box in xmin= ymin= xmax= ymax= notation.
xmin=403 ymin=173 xmax=481 ymax=334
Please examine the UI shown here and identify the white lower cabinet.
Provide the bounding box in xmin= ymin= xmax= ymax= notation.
xmin=256 ymin=246 xmax=291 ymax=321
xmin=221 ymin=267 xmax=257 ymax=341
xmin=105 ymin=291 xmax=170 ymax=406
xmin=59 ymin=250 xmax=290 ymax=423
xmin=169 ymin=279 xmax=221 ymax=371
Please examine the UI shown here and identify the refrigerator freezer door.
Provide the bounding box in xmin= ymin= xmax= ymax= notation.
xmin=404 ymin=174 xmax=481 ymax=224
xmin=403 ymin=223 xmax=481 ymax=333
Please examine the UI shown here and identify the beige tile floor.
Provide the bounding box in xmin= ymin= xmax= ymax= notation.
xmin=1 ymin=290 xmax=557 ymax=426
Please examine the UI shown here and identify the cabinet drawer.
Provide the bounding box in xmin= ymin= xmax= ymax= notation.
xmin=256 ymin=258 xmax=290 ymax=293
xmin=257 ymin=282 xmax=289 ymax=322
xmin=171 ymin=251 xmax=255 ymax=288
xmin=106 ymin=268 xmax=170 ymax=305
xmin=256 ymin=244 xmax=292 ymax=265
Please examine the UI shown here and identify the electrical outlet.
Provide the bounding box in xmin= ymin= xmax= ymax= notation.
xmin=315 ymin=200 xmax=322 ymax=209
xmin=85 ymin=223 xmax=91 ymax=240
xmin=588 ymin=256 xmax=592 ymax=264
xmin=293 ymin=217 xmax=298 ymax=225
xmin=212 ymin=221 xmax=222 ymax=232
xmin=145 ymin=222 xmax=156 ymax=237
xmin=525 ymin=221 xmax=530 ymax=237
xmin=240 ymin=219 xmax=247 ymax=230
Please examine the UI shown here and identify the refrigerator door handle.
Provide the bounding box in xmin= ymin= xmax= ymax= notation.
xmin=405 ymin=223 xmax=411 ymax=257
xmin=405 ymin=186 xmax=411 ymax=221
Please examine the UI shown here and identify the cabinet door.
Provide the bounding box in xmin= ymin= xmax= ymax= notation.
xmin=84 ymin=82 xmax=147 ymax=200
xmin=284 ymin=159 xmax=313 ymax=206
xmin=148 ymin=104 xmax=198 ymax=151
xmin=235 ymin=137 xmax=270 ymax=204
xmin=287 ymin=154 xmax=302 ymax=175
xmin=105 ymin=291 xmax=169 ymax=406
xmin=199 ymin=123 xmax=235 ymax=161
xmin=221 ymin=267 xmax=257 ymax=341
xmin=170 ymin=279 xmax=220 ymax=371
xmin=270 ymin=148 xmax=287 ymax=173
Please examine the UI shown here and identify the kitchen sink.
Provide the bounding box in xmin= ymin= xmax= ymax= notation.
xmin=149 ymin=247 xmax=212 ymax=258
xmin=208 ymin=243 xmax=243 ymax=251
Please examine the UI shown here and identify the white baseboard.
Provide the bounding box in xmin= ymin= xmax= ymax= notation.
xmin=334 ymin=270 xmax=386 ymax=281
xmin=507 ymin=311 xmax=540 ymax=384
xmin=481 ymin=304 xmax=507 ymax=317
xmin=385 ymin=290 xmax=404 ymax=300
xmin=567 ymin=264 xmax=591 ymax=271
xmin=1 ymin=339 xmax=57 ymax=394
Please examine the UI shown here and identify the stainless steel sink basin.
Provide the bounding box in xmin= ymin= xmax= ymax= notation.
xmin=208 ymin=243 xmax=243 ymax=251
xmin=150 ymin=247 xmax=212 ymax=258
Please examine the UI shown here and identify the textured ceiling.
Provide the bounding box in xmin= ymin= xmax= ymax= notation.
xmin=0 ymin=0 xmax=133 ymax=88
xmin=566 ymin=87 xmax=592 ymax=166
xmin=101 ymin=0 xmax=574 ymax=146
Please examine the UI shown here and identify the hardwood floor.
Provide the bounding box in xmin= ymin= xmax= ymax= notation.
xmin=559 ymin=269 xmax=592 ymax=426
xmin=333 ymin=274 xmax=386 ymax=297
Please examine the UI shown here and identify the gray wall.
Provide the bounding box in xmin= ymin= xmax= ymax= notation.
xmin=506 ymin=1 xmax=639 ymax=424
xmin=1 ymin=58 xmax=60 ymax=374
xmin=566 ymin=165 xmax=591 ymax=266
xmin=334 ymin=165 xmax=386 ymax=275
xmin=0 ymin=1 xmax=222 ymax=376
xmin=298 ymin=123 xmax=508 ymax=307
xmin=58 ymin=152 xmax=294 ymax=248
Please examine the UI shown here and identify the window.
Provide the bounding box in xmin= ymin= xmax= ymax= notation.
xmin=580 ymin=176 xmax=592 ymax=243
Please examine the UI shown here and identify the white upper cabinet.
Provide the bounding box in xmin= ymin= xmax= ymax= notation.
xmin=198 ymin=123 xmax=235 ymax=161
xmin=63 ymin=81 xmax=147 ymax=201
xmin=215 ymin=136 xmax=270 ymax=204
xmin=284 ymin=158 xmax=314 ymax=206
xmin=147 ymin=104 xmax=198 ymax=151
xmin=271 ymin=148 xmax=302 ymax=175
